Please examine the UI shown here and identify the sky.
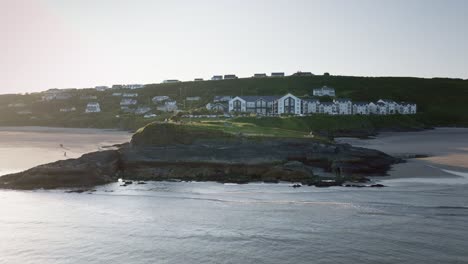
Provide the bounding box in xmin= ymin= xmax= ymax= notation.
xmin=1 ymin=0 xmax=467 ymax=94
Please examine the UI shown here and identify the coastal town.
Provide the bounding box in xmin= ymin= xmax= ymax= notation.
xmin=2 ymin=72 xmax=417 ymax=122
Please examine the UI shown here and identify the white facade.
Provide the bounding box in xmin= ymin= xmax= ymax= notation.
xmin=95 ymin=86 xmax=108 ymax=91
xmin=319 ymin=103 xmax=338 ymax=115
xmin=313 ymin=86 xmax=336 ymax=97
xmin=277 ymin=94 xmax=302 ymax=115
xmin=377 ymin=99 xmax=399 ymax=114
xmin=302 ymin=99 xmax=320 ymax=114
xmin=152 ymin=96 xmax=170 ymax=103
xmin=135 ymin=106 xmax=152 ymax=115
xmin=123 ymin=84 xmax=144 ymax=89
xmin=352 ymin=102 xmax=370 ymax=115
xmin=333 ymin=99 xmax=352 ymax=115
xmin=228 ymin=97 xmax=247 ymax=112
xmin=121 ymin=99 xmax=137 ymax=106
xmin=398 ymin=102 xmax=417 ymax=115
xmin=123 ymin=93 xmax=138 ymax=98
xmin=85 ymin=102 xmax=101 ymax=113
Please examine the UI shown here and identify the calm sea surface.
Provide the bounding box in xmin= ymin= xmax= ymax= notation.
xmin=1 ymin=128 xmax=468 ymax=264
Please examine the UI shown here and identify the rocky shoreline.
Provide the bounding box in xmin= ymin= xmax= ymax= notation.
xmin=0 ymin=123 xmax=401 ymax=190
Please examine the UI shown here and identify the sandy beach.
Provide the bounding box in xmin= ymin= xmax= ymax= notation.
xmin=336 ymin=128 xmax=468 ymax=180
xmin=0 ymin=127 xmax=132 ymax=176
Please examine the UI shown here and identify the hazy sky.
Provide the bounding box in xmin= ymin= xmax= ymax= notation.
xmin=1 ymin=0 xmax=467 ymax=94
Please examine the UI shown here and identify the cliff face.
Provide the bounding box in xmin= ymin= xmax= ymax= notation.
xmin=0 ymin=123 xmax=400 ymax=190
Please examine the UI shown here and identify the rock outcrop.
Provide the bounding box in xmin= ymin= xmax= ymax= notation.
xmin=0 ymin=123 xmax=400 ymax=189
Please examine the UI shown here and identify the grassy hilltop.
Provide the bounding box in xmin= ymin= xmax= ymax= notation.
xmin=0 ymin=75 xmax=467 ymax=133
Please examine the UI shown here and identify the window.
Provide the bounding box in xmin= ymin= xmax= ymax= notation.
xmin=233 ymin=100 xmax=242 ymax=112
xmin=284 ymin=97 xmax=295 ymax=113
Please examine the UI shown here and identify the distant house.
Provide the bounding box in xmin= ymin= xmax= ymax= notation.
xmin=156 ymin=100 xmax=178 ymax=112
xmin=123 ymin=84 xmax=144 ymax=89
xmin=228 ymin=96 xmax=280 ymax=115
xmin=352 ymin=102 xmax=370 ymax=115
xmin=123 ymin=93 xmax=138 ymax=98
xmin=369 ymin=102 xmax=388 ymax=115
xmin=224 ymin=74 xmax=238 ymax=80
xmin=144 ymin=113 xmax=157 ymax=119
xmin=60 ymin=107 xmax=77 ymax=113
xmin=271 ymin=72 xmax=285 ymax=77
xmin=152 ymin=96 xmax=170 ymax=104
xmin=194 ymin=78 xmax=204 ymax=81
xmin=302 ymin=98 xmax=320 ymax=114
xmin=292 ymin=71 xmax=313 ymax=77
xmin=112 ymin=84 xmax=124 ymax=89
xmin=41 ymin=90 xmax=72 ymax=101
xmin=211 ymin=75 xmax=223 ymax=81
xmin=120 ymin=98 xmax=138 ymax=106
xmin=277 ymin=93 xmax=302 ymax=115
xmin=112 ymin=93 xmax=122 ymax=97
xmin=213 ymin=96 xmax=233 ymax=102
xmin=135 ymin=106 xmax=152 ymax=115
xmin=253 ymin=73 xmax=267 ymax=78
xmin=398 ymin=102 xmax=417 ymax=115
xmin=8 ymin=103 xmax=26 ymax=108
xmin=163 ymin=80 xmax=180 ymax=83
xmin=95 ymin=86 xmax=108 ymax=91
xmin=85 ymin=102 xmax=101 ymax=113
xmin=377 ymin=99 xmax=399 ymax=114
xmin=319 ymin=102 xmax=338 ymax=115
xmin=186 ymin=96 xmax=201 ymax=101
xmin=333 ymin=98 xmax=352 ymax=115
xmin=206 ymin=102 xmax=228 ymax=112
xmin=313 ymin=86 xmax=335 ymax=97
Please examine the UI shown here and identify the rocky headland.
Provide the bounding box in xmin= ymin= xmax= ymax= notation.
xmin=0 ymin=123 xmax=401 ymax=190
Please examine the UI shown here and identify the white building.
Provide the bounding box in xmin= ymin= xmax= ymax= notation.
xmin=85 ymin=102 xmax=101 ymax=113
xmin=186 ymin=96 xmax=201 ymax=101
xmin=228 ymin=96 xmax=280 ymax=115
xmin=313 ymin=86 xmax=336 ymax=97
xmin=277 ymin=94 xmax=302 ymax=115
xmin=333 ymin=98 xmax=352 ymax=115
xmin=112 ymin=93 xmax=122 ymax=97
xmin=369 ymin=102 xmax=388 ymax=115
xmin=211 ymin=75 xmax=223 ymax=81
xmin=152 ymin=96 xmax=170 ymax=104
xmin=302 ymin=98 xmax=320 ymax=114
xmin=163 ymin=80 xmax=180 ymax=83
xmin=318 ymin=102 xmax=338 ymax=115
xmin=271 ymin=72 xmax=285 ymax=77
xmin=352 ymin=102 xmax=370 ymax=115
xmin=123 ymin=93 xmax=138 ymax=98
xmin=123 ymin=84 xmax=144 ymax=89
xmin=121 ymin=99 xmax=138 ymax=106
xmin=213 ymin=96 xmax=232 ymax=102
xmin=206 ymin=102 xmax=228 ymax=112
xmin=398 ymin=102 xmax=417 ymax=115
xmin=95 ymin=86 xmax=108 ymax=91
xmin=135 ymin=106 xmax=152 ymax=115
xmin=157 ymin=100 xmax=178 ymax=112
xmin=377 ymin=99 xmax=399 ymax=114
xmin=41 ymin=89 xmax=73 ymax=101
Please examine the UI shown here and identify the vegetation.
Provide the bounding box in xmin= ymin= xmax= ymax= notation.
xmin=0 ymin=75 xmax=467 ymax=132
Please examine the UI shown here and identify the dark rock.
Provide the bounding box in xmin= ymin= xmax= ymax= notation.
xmin=370 ymin=184 xmax=385 ymax=188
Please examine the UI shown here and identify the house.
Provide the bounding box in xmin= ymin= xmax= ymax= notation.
xmin=194 ymin=78 xmax=204 ymax=81
xmin=333 ymin=98 xmax=352 ymax=115
xmin=398 ymin=102 xmax=417 ymax=115
xmin=123 ymin=93 xmax=138 ymax=98
xmin=277 ymin=94 xmax=302 ymax=115
xmin=186 ymin=96 xmax=201 ymax=101
xmin=112 ymin=84 xmax=123 ymax=89
xmin=8 ymin=103 xmax=26 ymax=108
xmin=41 ymin=89 xmax=72 ymax=101
xmin=211 ymin=75 xmax=223 ymax=81
xmin=228 ymin=96 xmax=280 ymax=115
xmin=112 ymin=93 xmax=122 ymax=97
xmin=253 ymin=73 xmax=267 ymax=78
xmin=369 ymin=102 xmax=388 ymax=115
xmin=163 ymin=80 xmax=180 ymax=83
xmin=292 ymin=71 xmax=313 ymax=77
xmin=152 ymin=96 xmax=170 ymax=104
xmin=121 ymin=98 xmax=138 ymax=106
xmin=135 ymin=106 xmax=152 ymax=115
xmin=144 ymin=113 xmax=157 ymax=119
xmin=206 ymin=102 xmax=228 ymax=112
xmin=377 ymin=99 xmax=399 ymax=114
xmin=60 ymin=107 xmax=77 ymax=112
xmin=224 ymin=74 xmax=238 ymax=79
xmin=313 ymin=86 xmax=335 ymax=97
xmin=95 ymin=86 xmax=108 ymax=91
xmin=157 ymin=100 xmax=178 ymax=112
xmin=302 ymin=98 xmax=320 ymax=114
xmin=318 ymin=102 xmax=338 ymax=115
xmin=352 ymin=102 xmax=370 ymax=115
xmin=123 ymin=84 xmax=144 ymax=89
xmin=85 ymin=102 xmax=101 ymax=113
xmin=213 ymin=96 xmax=232 ymax=102
xmin=271 ymin=72 xmax=285 ymax=77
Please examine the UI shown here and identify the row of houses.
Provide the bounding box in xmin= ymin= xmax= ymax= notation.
xmin=206 ymin=94 xmax=416 ymax=116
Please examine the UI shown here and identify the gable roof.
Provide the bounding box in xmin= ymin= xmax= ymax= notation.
xmin=237 ymin=96 xmax=281 ymax=102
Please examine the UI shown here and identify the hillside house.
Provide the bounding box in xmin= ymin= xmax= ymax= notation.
xmin=253 ymin=73 xmax=267 ymax=78
xmin=228 ymin=96 xmax=280 ymax=115
xmin=271 ymin=72 xmax=285 ymax=77
xmin=292 ymin=71 xmax=313 ymax=77
xmin=302 ymin=98 xmax=320 ymax=114
xmin=352 ymin=102 xmax=370 ymax=115
xmin=224 ymin=74 xmax=238 ymax=80
xmin=377 ymin=99 xmax=399 ymax=114
xmin=121 ymin=99 xmax=138 ymax=106
xmin=135 ymin=106 xmax=152 ymax=115
xmin=333 ymin=98 xmax=352 ymax=115
xmin=152 ymin=96 xmax=170 ymax=104
xmin=369 ymin=102 xmax=388 ymax=115
xmin=211 ymin=75 xmax=223 ymax=81
xmin=206 ymin=102 xmax=228 ymax=112
xmin=186 ymin=96 xmax=201 ymax=101
xmin=95 ymin=86 xmax=108 ymax=91
xmin=313 ymin=86 xmax=335 ymax=97
xmin=163 ymin=80 xmax=180 ymax=83
xmin=398 ymin=102 xmax=417 ymax=115
xmin=319 ymin=102 xmax=338 ymax=115
xmin=213 ymin=96 xmax=232 ymax=102
xmin=123 ymin=93 xmax=138 ymax=98
xmin=277 ymin=94 xmax=302 ymax=115
xmin=194 ymin=78 xmax=204 ymax=81
xmin=85 ymin=102 xmax=101 ymax=113
xmin=8 ymin=103 xmax=26 ymax=108
xmin=156 ymin=100 xmax=178 ymax=112
xmin=41 ymin=89 xmax=72 ymax=101
xmin=112 ymin=93 xmax=122 ymax=97
xmin=123 ymin=84 xmax=144 ymax=89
